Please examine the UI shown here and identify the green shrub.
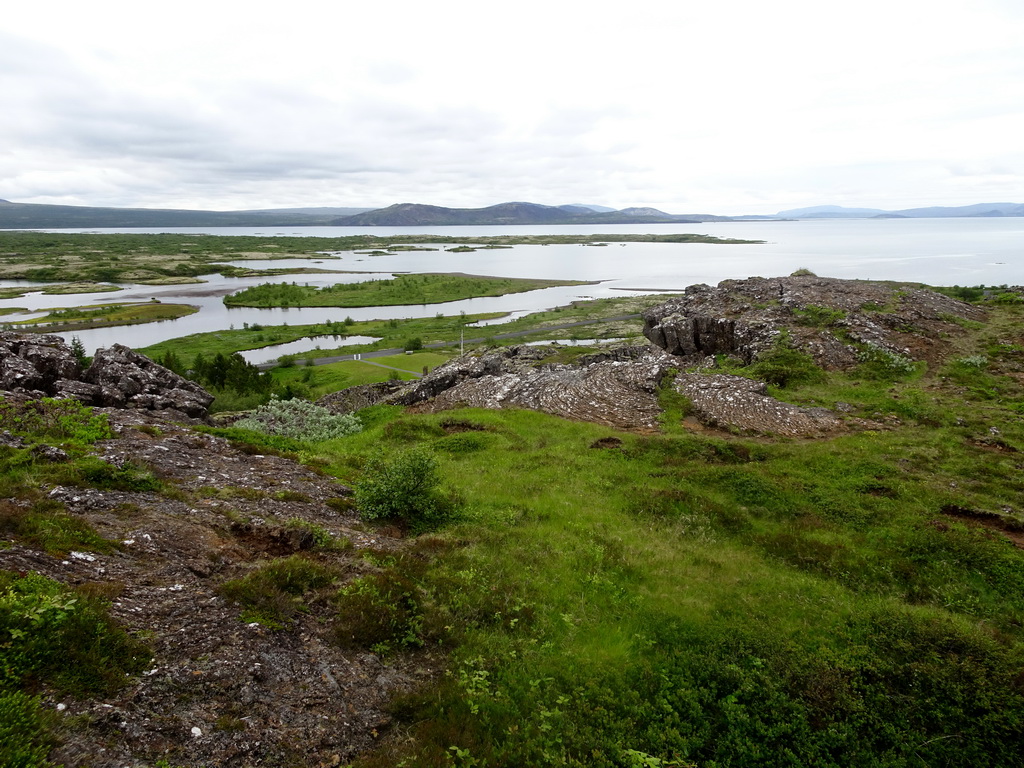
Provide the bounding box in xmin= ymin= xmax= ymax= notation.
xmin=747 ymin=342 xmax=826 ymax=388
xmin=354 ymin=448 xmax=457 ymax=531
xmin=855 ymin=345 xmax=917 ymax=380
xmin=0 ymin=570 xmax=150 ymax=696
xmin=218 ymin=555 xmax=338 ymax=628
xmin=233 ymin=397 xmax=361 ymax=442
xmin=0 ymin=397 xmax=112 ymax=445
xmin=0 ymin=689 xmax=54 ymax=768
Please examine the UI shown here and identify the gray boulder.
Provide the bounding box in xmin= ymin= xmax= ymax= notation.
xmin=83 ymin=344 xmax=213 ymax=418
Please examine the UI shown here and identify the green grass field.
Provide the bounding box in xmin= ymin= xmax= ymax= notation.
xmin=271 ymin=352 xmax=452 ymax=398
xmin=298 ymin=301 xmax=1024 ymax=767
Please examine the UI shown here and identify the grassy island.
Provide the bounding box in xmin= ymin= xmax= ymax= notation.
xmin=223 ymin=273 xmax=594 ymax=308
xmin=3 ymin=301 xmax=198 ymax=333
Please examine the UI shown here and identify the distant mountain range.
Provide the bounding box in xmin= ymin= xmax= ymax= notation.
xmin=327 ymin=202 xmax=732 ymax=226
xmin=0 ymin=199 xmax=377 ymax=228
xmin=1 ymin=198 xmax=1021 ymax=229
xmin=775 ymin=203 xmax=1024 ymax=219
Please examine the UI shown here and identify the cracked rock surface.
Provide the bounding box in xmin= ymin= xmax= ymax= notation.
xmin=386 ymin=344 xmax=679 ymax=429
xmin=674 ymin=373 xmax=846 ymax=437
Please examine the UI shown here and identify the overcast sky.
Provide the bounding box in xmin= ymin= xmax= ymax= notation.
xmin=3 ymin=0 xmax=1023 ymax=215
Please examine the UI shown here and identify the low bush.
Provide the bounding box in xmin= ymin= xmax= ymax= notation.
xmin=233 ymin=397 xmax=361 ymax=442
xmin=354 ymin=447 xmax=458 ymax=531
xmin=855 ymin=344 xmax=917 ymax=380
xmin=0 ymin=570 xmax=150 ymax=696
xmin=218 ymin=555 xmax=339 ymax=628
xmin=746 ymin=341 xmax=826 ymax=388
xmin=0 ymin=689 xmax=54 ymax=768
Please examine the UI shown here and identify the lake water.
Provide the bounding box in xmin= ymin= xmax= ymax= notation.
xmin=2 ymin=218 xmax=1021 ymax=353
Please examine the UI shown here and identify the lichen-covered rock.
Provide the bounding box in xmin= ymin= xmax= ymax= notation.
xmin=643 ymin=276 xmax=986 ymax=369
xmin=674 ymin=372 xmax=845 ymax=437
xmin=0 ymin=333 xmax=213 ymax=418
xmin=389 ymin=344 xmax=677 ymax=429
xmin=0 ymin=332 xmax=80 ymax=392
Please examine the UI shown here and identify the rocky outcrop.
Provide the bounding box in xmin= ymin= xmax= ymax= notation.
xmin=0 ymin=332 xmax=80 ymax=391
xmin=0 ymin=332 xmax=213 ymax=418
xmin=643 ymin=275 xmax=986 ymax=368
xmin=81 ymin=344 xmax=213 ymax=418
xmin=388 ymin=344 xmax=678 ymax=429
xmin=675 ymin=373 xmax=845 ymax=437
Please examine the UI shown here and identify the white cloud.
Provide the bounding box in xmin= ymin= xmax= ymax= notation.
xmin=2 ymin=0 xmax=1023 ymax=214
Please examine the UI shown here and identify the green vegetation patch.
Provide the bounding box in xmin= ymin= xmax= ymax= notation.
xmin=218 ymin=554 xmax=341 ymax=629
xmin=5 ymin=301 xmax=197 ymax=333
xmin=0 ymin=397 xmax=113 ymax=445
xmin=0 ymin=570 xmax=151 ymax=767
xmin=223 ymin=273 xmax=593 ymax=308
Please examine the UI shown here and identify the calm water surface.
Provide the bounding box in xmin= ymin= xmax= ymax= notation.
xmin=2 ymin=218 xmax=1021 ymax=353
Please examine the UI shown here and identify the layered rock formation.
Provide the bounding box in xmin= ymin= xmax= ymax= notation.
xmin=386 ymin=344 xmax=678 ymax=430
xmin=0 ymin=332 xmax=213 ymax=418
xmin=643 ymin=275 xmax=986 ymax=368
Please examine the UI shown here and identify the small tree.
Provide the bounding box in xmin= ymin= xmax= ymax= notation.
xmin=70 ymin=336 xmax=90 ymax=368
xmin=403 ymin=337 xmax=424 ymax=352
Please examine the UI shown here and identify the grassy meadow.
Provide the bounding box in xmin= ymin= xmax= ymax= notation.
xmin=298 ymin=300 xmax=1023 ymax=767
